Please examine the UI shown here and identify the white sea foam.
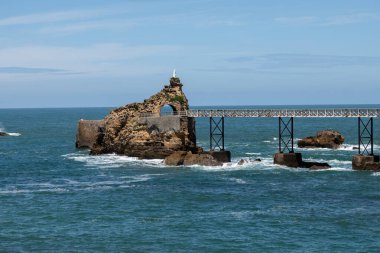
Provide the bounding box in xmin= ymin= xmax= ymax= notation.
xmin=245 ymin=152 xmax=261 ymax=155
xmin=62 ymin=153 xmax=164 ymax=168
xmin=0 ymin=173 xmax=163 ymax=195
xmin=7 ymin=132 xmax=21 ymax=136
xmin=372 ymin=172 xmax=380 ymax=176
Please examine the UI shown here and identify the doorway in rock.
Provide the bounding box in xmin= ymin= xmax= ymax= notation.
xmin=160 ymin=104 xmax=177 ymax=116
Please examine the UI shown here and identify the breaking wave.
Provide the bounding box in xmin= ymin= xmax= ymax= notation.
xmin=62 ymin=152 xmax=164 ymax=169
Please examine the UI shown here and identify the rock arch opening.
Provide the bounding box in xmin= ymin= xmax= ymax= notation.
xmin=160 ymin=104 xmax=177 ymax=116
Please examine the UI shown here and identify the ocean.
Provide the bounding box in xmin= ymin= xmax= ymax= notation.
xmin=1 ymin=106 xmax=380 ymax=252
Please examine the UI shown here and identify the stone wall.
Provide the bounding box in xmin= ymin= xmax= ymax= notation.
xmin=76 ymin=120 xmax=105 ymax=148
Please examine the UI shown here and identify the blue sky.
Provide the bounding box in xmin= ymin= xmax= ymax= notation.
xmin=0 ymin=0 xmax=380 ymax=108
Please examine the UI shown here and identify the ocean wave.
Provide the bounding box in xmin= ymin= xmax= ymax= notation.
xmin=0 ymin=174 xmax=162 ymax=195
xmin=7 ymin=132 xmax=21 ymax=136
xmin=62 ymin=153 xmax=164 ymax=168
xmin=372 ymin=172 xmax=380 ymax=176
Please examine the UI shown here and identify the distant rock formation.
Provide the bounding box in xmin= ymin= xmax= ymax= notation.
xmin=0 ymin=132 xmax=8 ymax=136
xmin=297 ymin=130 xmax=345 ymax=149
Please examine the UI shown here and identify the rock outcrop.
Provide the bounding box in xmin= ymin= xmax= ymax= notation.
xmin=89 ymin=76 xmax=198 ymax=159
xmin=298 ymin=130 xmax=344 ymax=149
xmin=0 ymin=132 xmax=8 ymax=136
xmin=165 ymin=151 xmax=231 ymax=166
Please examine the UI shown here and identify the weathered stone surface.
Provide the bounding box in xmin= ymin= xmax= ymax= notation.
xmin=274 ymin=153 xmax=303 ymax=167
xmin=165 ymin=151 xmax=188 ymax=166
xmin=183 ymin=153 xmax=223 ymax=166
xmin=204 ymin=151 xmax=231 ymax=163
xmin=0 ymin=132 xmax=8 ymax=136
xmin=352 ymin=155 xmax=380 ymax=171
xmin=89 ymin=76 xmax=198 ymax=159
xmin=298 ymin=130 xmax=344 ymax=149
xmin=76 ymin=120 xmax=105 ymax=148
xmin=238 ymin=159 xmax=248 ymax=165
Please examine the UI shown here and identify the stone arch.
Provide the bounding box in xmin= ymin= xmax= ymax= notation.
xmin=160 ymin=104 xmax=177 ymax=116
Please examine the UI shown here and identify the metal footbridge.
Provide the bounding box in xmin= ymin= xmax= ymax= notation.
xmin=144 ymin=108 xmax=380 ymax=156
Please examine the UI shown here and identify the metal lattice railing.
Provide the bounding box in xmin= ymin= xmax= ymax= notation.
xmin=186 ymin=108 xmax=380 ymax=118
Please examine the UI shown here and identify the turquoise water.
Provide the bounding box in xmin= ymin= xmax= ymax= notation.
xmin=1 ymin=107 xmax=380 ymax=252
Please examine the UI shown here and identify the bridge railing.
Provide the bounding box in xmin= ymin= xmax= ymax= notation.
xmin=186 ymin=109 xmax=380 ymax=118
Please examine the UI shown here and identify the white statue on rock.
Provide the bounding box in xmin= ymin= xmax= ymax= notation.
xmin=172 ymin=69 xmax=176 ymax=78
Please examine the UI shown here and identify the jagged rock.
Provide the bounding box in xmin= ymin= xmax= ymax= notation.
xmin=183 ymin=153 xmax=223 ymax=166
xmin=0 ymin=132 xmax=8 ymax=136
xmin=89 ymin=76 xmax=198 ymax=159
xmin=302 ymin=161 xmax=331 ymax=170
xmin=165 ymin=151 xmax=188 ymax=166
xmin=298 ymin=130 xmax=344 ymax=149
xmin=254 ymin=158 xmax=262 ymax=162
xmin=238 ymin=159 xmax=248 ymax=165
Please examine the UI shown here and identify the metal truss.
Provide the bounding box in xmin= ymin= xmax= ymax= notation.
xmin=279 ymin=117 xmax=294 ymax=153
xmin=210 ymin=117 xmax=225 ymax=151
xmin=358 ymin=117 xmax=374 ymax=156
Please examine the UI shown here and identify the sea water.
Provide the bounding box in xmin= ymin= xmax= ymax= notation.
xmin=0 ymin=106 xmax=380 ymax=252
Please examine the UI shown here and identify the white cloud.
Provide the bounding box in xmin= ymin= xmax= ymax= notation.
xmin=38 ymin=19 xmax=137 ymax=34
xmin=0 ymin=8 xmax=124 ymax=26
xmin=274 ymin=16 xmax=317 ymax=24
xmin=274 ymin=12 xmax=380 ymax=26
xmin=0 ymin=44 xmax=180 ymax=77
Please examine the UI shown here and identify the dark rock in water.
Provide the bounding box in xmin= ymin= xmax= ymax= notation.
xmin=302 ymin=162 xmax=331 ymax=170
xmin=352 ymin=147 xmax=359 ymax=150
xmin=254 ymin=158 xmax=262 ymax=162
xmin=302 ymin=161 xmax=331 ymax=170
xmin=274 ymin=152 xmax=331 ymax=169
xmin=0 ymin=132 xmax=8 ymax=136
xmin=298 ymin=130 xmax=344 ymax=149
xmin=238 ymin=159 xmax=248 ymax=165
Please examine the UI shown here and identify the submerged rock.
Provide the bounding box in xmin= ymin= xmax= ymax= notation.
xmin=0 ymin=132 xmax=8 ymax=136
xmin=238 ymin=159 xmax=248 ymax=165
xmin=298 ymin=130 xmax=344 ymax=149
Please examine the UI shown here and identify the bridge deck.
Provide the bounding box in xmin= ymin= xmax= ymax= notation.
xmin=186 ymin=108 xmax=380 ymax=118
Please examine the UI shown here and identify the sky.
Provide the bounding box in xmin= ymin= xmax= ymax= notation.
xmin=0 ymin=0 xmax=380 ymax=108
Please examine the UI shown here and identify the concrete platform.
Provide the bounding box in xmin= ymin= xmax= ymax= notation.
xmin=274 ymin=152 xmax=331 ymax=169
xmin=352 ymin=155 xmax=380 ymax=171
xmin=274 ymin=152 xmax=303 ymax=167
xmin=204 ymin=150 xmax=231 ymax=163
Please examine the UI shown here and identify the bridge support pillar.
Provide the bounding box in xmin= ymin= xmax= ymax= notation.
xmin=274 ymin=117 xmax=302 ymax=167
xmin=353 ymin=117 xmax=380 ymax=170
xmin=208 ymin=116 xmax=231 ymax=162
xmin=209 ymin=117 xmax=225 ymax=151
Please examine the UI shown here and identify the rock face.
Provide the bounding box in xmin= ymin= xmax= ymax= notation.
xmin=298 ymin=130 xmax=344 ymax=149
xmin=90 ymin=76 xmax=198 ymax=159
xmin=164 ymin=151 xmax=228 ymax=166
xmin=76 ymin=120 xmax=105 ymax=148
